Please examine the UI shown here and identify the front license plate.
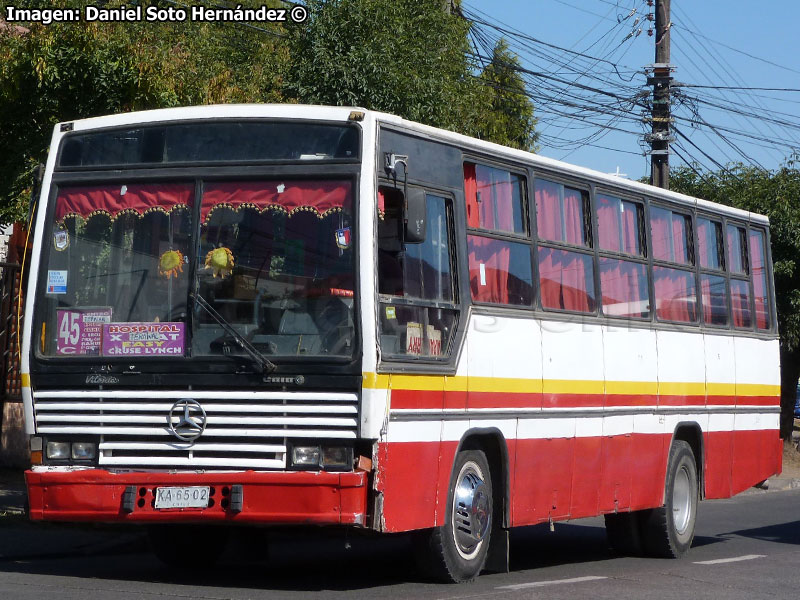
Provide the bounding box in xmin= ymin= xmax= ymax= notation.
xmin=154 ymin=486 xmax=210 ymax=509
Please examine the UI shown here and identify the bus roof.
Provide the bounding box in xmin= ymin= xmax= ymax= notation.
xmin=56 ymin=104 xmax=767 ymax=226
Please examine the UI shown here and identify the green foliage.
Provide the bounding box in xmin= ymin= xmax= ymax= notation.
xmin=0 ymin=0 xmax=289 ymax=223
xmin=475 ymin=39 xmax=538 ymax=152
xmin=286 ymin=0 xmax=486 ymax=135
xmin=670 ymin=163 xmax=800 ymax=352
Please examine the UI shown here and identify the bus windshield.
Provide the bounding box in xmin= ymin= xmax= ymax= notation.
xmin=38 ymin=178 xmax=356 ymax=360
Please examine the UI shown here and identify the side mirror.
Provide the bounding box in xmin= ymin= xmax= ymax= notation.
xmin=404 ymin=188 xmax=427 ymax=244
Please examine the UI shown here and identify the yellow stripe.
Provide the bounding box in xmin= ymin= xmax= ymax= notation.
xmin=736 ymin=383 xmax=781 ymax=397
xmin=362 ymin=373 xmax=780 ymax=398
xmin=21 ymin=373 xmax=30 ymax=388
xmin=543 ymin=378 xmax=603 ymax=395
xmin=659 ymin=381 xmax=707 ymax=396
xmin=706 ymin=382 xmax=737 ymax=396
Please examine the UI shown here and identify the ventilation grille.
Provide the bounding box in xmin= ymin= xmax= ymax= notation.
xmin=33 ymin=390 xmax=359 ymax=470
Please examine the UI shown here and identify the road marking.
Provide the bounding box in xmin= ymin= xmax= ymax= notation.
xmin=694 ymin=554 xmax=766 ymax=565
xmin=496 ymin=575 xmax=608 ymax=590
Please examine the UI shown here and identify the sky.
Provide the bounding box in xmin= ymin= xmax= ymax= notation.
xmin=463 ymin=0 xmax=800 ymax=181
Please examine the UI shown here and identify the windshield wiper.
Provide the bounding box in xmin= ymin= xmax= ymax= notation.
xmin=190 ymin=292 xmax=276 ymax=373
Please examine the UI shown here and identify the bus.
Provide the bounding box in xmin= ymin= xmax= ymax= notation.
xmin=21 ymin=104 xmax=780 ymax=582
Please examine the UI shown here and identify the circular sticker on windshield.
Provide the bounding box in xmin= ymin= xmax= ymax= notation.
xmin=53 ymin=226 xmax=69 ymax=251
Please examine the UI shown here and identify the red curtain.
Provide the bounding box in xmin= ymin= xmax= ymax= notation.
xmin=672 ymin=215 xmax=688 ymax=263
xmin=697 ymin=219 xmax=713 ymax=268
xmin=727 ymin=225 xmax=745 ymax=273
xmin=464 ymin=163 xmax=479 ymax=228
xmin=621 ymin=202 xmax=640 ymax=255
xmin=535 ymin=179 xmax=562 ymax=241
xmin=600 ymin=258 xmax=648 ymax=317
xmin=730 ymin=279 xmax=752 ymax=328
xmin=56 ymin=183 xmax=194 ymax=223
xmin=468 ymin=235 xmax=511 ymax=304
xmin=650 ymin=207 xmax=671 ymax=261
xmin=749 ymin=231 xmax=769 ymax=329
xmin=465 ymin=163 xmax=517 ymax=232
xmin=202 ymin=180 xmax=351 ymax=224
xmin=596 ymin=195 xmax=620 ymax=252
xmin=539 ymin=248 xmax=593 ymax=312
xmin=654 ymin=267 xmax=695 ymax=322
xmin=563 ymin=189 xmax=585 ymax=246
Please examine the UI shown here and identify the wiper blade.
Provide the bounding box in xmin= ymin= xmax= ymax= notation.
xmin=190 ymin=292 xmax=276 ymax=373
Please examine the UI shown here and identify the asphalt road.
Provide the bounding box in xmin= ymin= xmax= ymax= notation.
xmin=1 ymin=488 xmax=799 ymax=599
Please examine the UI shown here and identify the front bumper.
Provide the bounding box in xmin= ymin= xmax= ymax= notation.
xmin=25 ymin=469 xmax=369 ymax=526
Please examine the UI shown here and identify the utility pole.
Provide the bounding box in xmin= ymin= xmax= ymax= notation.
xmin=646 ymin=0 xmax=673 ymax=189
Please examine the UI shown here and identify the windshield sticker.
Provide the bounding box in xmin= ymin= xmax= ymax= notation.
xmin=53 ymin=227 xmax=69 ymax=251
xmin=47 ymin=270 xmax=68 ymax=294
xmin=102 ymin=322 xmax=185 ymax=357
xmin=385 ymin=306 xmax=396 ymax=320
xmin=335 ymin=227 xmax=351 ymax=249
xmin=56 ymin=307 xmax=112 ymax=355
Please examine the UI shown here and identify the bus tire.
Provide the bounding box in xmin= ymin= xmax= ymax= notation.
xmin=641 ymin=440 xmax=698 ymax=558
xmin=147 ymin=524 xmax=229 ymax=569
xmin=414 ymin=449 xmax=493 ymax=583
xmin=604 ymin=511 xmax=644 ymax=556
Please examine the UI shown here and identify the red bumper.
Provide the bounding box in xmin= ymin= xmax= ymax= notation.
xmin=25 ymin=469 xmax=369 ymax=526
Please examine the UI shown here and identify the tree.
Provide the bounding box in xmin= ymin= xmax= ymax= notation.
xmin=670 ymin=163 xmax=800 ymax=440
xmin=0 ymin=0 xmax=289 ymax=223
xmin=286 ymin=0 xmax=485 ymax=135
xmin=475 ymin=39 xmax=538 ymax=152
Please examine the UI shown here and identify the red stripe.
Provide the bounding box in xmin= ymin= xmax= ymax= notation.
xmin=389 ymin=388 xmax=779 ymax=411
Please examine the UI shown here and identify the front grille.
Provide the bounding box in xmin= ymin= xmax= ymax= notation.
xmin=33 ymin=390 xmax=359 ymax=470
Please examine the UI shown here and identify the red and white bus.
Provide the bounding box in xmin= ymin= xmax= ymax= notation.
xmin=21 ymin=105 xmax=780 ymax=582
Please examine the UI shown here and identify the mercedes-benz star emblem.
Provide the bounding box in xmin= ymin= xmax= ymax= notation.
xmin=167 ymin=399 xmax=207 ymax=441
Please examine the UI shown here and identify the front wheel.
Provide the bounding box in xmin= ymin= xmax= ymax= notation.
xmin=641 ymin=440 xmax=699 ymax=558
xmin=414 ymin=449 xmax=493 ymax=583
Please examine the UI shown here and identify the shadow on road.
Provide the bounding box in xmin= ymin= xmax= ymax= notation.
xmin=718 ymin=520 xmax=800 ymax=546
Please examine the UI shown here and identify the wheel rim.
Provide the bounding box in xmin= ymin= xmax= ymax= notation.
xmin=672 ymin=464 xmax=693 ymax=535
xmin=451 ymin=461 xmax=491 ymax=560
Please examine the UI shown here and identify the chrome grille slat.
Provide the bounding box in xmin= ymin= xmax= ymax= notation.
xmin=33 ymin=391 xmax=359 ymax=470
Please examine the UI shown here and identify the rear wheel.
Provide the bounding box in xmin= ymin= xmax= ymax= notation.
xmin=147 ymin=524 xmax=230 ymax=569
xmin=415 ymin=449 xmax=493 ymax=583
xmin=641 ymin=440 xmax=698 ymax=558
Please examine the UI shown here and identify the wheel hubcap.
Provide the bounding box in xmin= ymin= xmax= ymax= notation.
xmin=672 ymin=465 xmax=692 ymax=534
xmin=452 ymin=462 xmax=491 ymax=559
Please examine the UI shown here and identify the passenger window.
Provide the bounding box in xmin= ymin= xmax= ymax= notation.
xmin=599 ymin=257 xmax=649 ymax=318
xmin=538 ymin=248 xmax=595 ymax=312
xmin=596 ymin=194 xmax=644 ymax=256
xmin=377 ymin=187 xmax=458 ymax=359
xmin=535 ymin=179 xmax=590 ymax=247
xmin=464 ymin=163 xmax=527 ymax=235
xmin=653 ymin=266 xmax=697 ymax=323
xmin=701 ymin=274 xmax=729 ymax=326
xmin=726 ymin=224 xmax=748 ymax=274
xmin=697 ymin=218 xmax=724 ymax=270
xmin=730 ymin=279 xmax=753 ymax=329
xmin=468 ymin=235 xmax=533 ymax=306
xmin=749 ymin=229 xmax=770 ymax=330
xmin=650 ymin=206 xmax=692 ymax=265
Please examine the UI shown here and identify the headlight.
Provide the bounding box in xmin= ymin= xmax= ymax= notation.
xmin=71 ymin=442 xmax=96 ymax=460
xmin=292 ymin=446 xmax=321 ymax=467
xmin=321 ymin=446 xmax=353 ymax=470
xmin=46 ymin=441 xmax=70 ymax=460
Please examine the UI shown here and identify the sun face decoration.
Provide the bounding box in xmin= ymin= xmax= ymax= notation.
xmin=205 ymin=247 xmax=235 ymax=278
xmin=159 ymin=249 xmax=185 ymax=279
